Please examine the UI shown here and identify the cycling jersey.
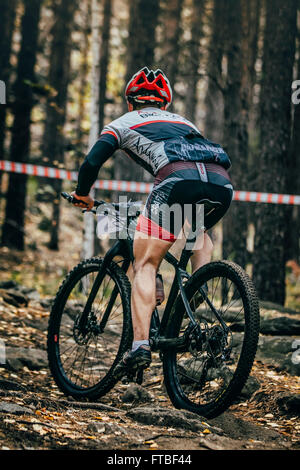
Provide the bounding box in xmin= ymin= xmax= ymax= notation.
xmin=76 ymin=107 xmax=231 ymax=196
xmin=75 ymin=106 xmax=233 ymax=241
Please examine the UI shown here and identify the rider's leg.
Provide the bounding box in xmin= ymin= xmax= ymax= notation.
xmin=131 ymin=232 xmax=173 ymax=342
xmin=190 ymin=232 xmax=213 ymax=273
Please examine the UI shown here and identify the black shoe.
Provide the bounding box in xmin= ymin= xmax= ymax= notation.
xmin=113 ymin=345 xmax=151 ymax=380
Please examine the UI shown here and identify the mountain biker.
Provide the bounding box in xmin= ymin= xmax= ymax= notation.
xmin=71 ymin=67 xmax=233 ymax=376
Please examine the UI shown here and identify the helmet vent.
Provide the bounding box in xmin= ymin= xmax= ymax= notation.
xmin=147 ymin=71 xmax=155 ymax=82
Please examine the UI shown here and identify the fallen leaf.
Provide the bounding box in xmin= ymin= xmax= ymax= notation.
xmin=150 ymin=443 xmax=158 ymax=449
xmin=32 ymin=424 xmax=47 ymax=435
xmin=202 ymin=429 xmax=211 ymax=434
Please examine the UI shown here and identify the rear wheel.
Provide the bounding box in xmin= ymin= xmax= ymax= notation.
xmin=163 ymin=260 xmax=260 ymax=418
xmin=47 ymin=257 xmax=132 ymax=400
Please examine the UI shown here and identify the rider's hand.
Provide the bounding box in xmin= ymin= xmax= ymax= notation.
xmin=71 ymin=191 xmax=94 ymax=211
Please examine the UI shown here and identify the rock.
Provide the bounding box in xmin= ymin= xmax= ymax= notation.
xmin=209 ymin=411 xmax=283 ymax=442
xmin=0 ymin=280 xmax=18 ymax=290
xmin=5 ymin=347 xmax=48 ymax=371
xmin=255 ymin=335 xmax=300 ymax=376
xmin=239 ymin=375 xmax=261 ymax=399
xmin=0 ymin=379 xmax=26 ymax=393
xmin=39 ymin=298 xmax=54 ymax=309
xmin=275 ymin=393 xmax=300 ymax=414
xmin=0 ymin=289 xmax=29 ymax=307
xmin=0 ymin=401 xmax=33 ymax=415
xmin=122 ymin=384 xmax=153 ymax=404
xmin=24 ymin=317 xmax=48 ymax=332
xmin=127 ymin=407 xmax=223 ymax=434
xmin=19 ymin=287 xmax=40 ymax=302
xmin=0 ymin=281 xmax=40 ymax=303
xmin=86 ymin=422 xmax=128 ymax=435
xmin=86 ymin=422 xmax=106 ymax=434
xmin=259 ymin=317 xmax=300 ymax=335
xmin=259 ymin=301 xmax=299 ymax=315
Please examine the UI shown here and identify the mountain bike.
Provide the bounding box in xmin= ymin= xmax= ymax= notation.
xmin=47 ymin=192 xmax=260 ymax=418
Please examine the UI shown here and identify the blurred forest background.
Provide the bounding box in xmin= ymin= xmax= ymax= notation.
xmin=0 ymin=0 xmax=299 ymax=309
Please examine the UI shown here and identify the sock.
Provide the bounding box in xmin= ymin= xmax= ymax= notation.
xmin=131 ymin=340 xmax=149 ymax=352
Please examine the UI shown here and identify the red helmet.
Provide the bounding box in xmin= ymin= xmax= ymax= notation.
xmin=125 ymin=67 xmax=172 ymax=108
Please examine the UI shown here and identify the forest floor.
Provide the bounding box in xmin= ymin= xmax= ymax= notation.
xmin=0 ymin=204 xmax=299 ymax=452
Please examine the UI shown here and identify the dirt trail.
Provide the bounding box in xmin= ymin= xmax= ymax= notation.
xmin=0 ymin=291 xmax=299 ymax=451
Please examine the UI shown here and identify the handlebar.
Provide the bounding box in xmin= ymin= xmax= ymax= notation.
xmin=61 ymin=192 xmax=141 ymax=214
xmin=61 ymin=192 xmax=103 ymax=208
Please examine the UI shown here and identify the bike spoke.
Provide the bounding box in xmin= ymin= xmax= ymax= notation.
xmin=56 ymin=269 xmax=125 ymax=389
xmin=173 ymin=271 xmax=249 ymax=407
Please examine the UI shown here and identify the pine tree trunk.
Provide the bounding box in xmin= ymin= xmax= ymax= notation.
xmin=284 ymin=34 xmax=300 ymax=264
xmin=75 ymin=0 xmax=91 ymax=166
xmin=1 ymin=0 xmax=42 ymax=250
xmin=94 ymin=0 xmax=112 ymax=254
xmin=82 ymin=0 xmax=101 ymax=260
xmin=203 ymin=0 xmax=226 ymax=142
xmin=184 ymin=0 xmax=206 ymax=122
xmin=98 ymin=0 xmax=112 ymax=132
xmin=0 ymin=0 xmax=17 ymax=188
xmin=114 ymin=0 xmax=160 ymax=195
xmin=252 ymin=0 xmax=297 ymax=304
xmin=43 ymin=0 xmax=78 ymax=250
xmin=222 ymin=0 xmax=248 ymax=269
xmin=124 ymin=0 xmax=160 ymax=88
xmin=160 ymin=0 xmax=183 ymax=111
xmin=222 ymin=0 xmax=260 ymax=270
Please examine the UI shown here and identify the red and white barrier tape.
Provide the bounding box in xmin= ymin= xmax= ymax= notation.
xmin=0 ymin=160 xmax=299 ymax=205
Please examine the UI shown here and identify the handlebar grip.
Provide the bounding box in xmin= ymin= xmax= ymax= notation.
xmin=61 ymin=192 xmax=104 ymax=208
xmin=61 ymin=192 xmax=88 ymax=206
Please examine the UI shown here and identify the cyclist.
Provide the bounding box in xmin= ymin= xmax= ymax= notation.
xmin=71 ymin=67 xmax=233 ymax=376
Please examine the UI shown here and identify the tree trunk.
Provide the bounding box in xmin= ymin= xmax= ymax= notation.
xmin=184 ymin=0 xmax=206 ymax=123
xmin=98 ymin=0 xmax=112 ymax=132
xmin=81 ymin=0 xmax=101 ymax=260
xmin=203 ymin=0 xmax=226 ymax=142
xmin=91 ymin=0 xmax=113 ymax=254
xmin=75 ymin=0 xmax=91 ymax=167
xmin=284 ymin=34 xmax=300 ymax=264
xmin=0 ymin=0 xmax=17 ymax=188
xmin=114 ymin=0 xmax=160 ymax=197
xmin=222 ymin=0 xmax=260 ymax=270
xmin=159 ymin=0 xmax=183 ymax=111
xmin=124 ymin=0 xmax=160 ymax=89
xmin=1 ymin=0 xmax=42 ymax=250
xmin=222 ymin=0 xmax=248 ymax=269
xmin=43 ymin=0 xmax=78 ymax=250
xmin=252 ymin=0 xmax=297 ymax=305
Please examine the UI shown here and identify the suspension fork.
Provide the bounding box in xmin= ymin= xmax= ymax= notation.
xmin=78 ymin=240 xmax=130 ymax=334
xmin=99 ymin=256 xmax=131 ymax=332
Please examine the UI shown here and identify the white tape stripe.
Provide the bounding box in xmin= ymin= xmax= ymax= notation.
xmin=0 ymin=160 xmax=300 ymax=204
xmin=4 ymin=161 xmax=11 ymax=171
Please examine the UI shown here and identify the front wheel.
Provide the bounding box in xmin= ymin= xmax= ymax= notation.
xmin=163 ymin=260 xmax=260 ymax=418
xmin=47 ymin=257 xmax=132 ymax=400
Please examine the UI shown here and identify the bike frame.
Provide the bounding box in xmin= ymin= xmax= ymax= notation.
xmin=67 ymin=191 xmax=227 ymax=346
xmin=78 ymin=233 xmax=208 ymax=350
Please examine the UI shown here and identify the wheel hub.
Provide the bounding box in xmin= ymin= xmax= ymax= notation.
xmin=73 ymin=311 xmax=99 ymax=345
